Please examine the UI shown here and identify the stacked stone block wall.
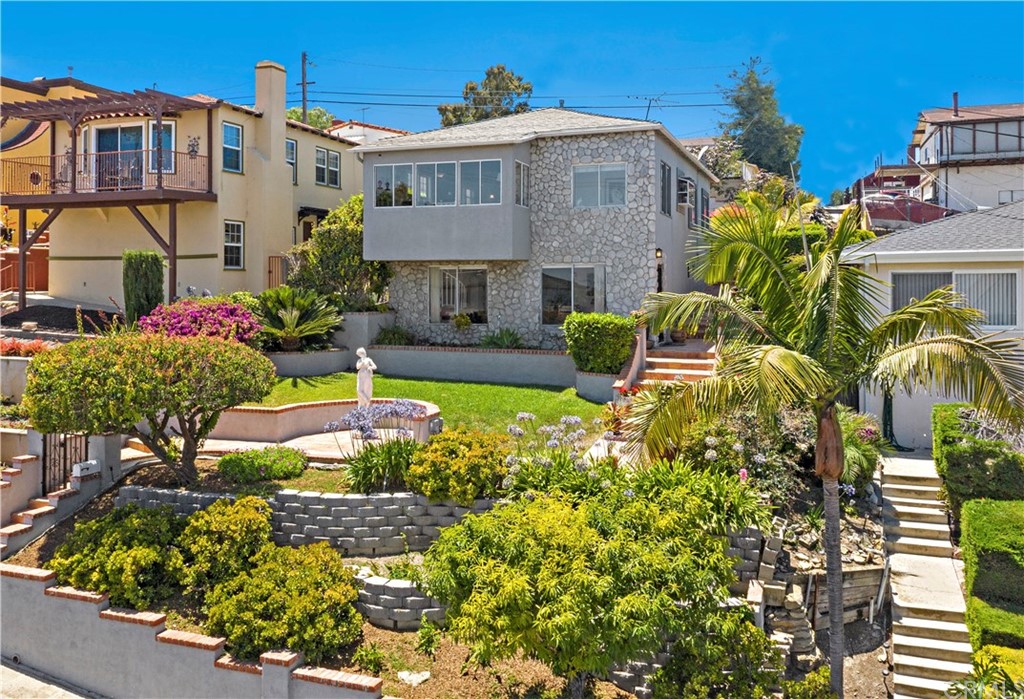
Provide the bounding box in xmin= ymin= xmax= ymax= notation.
xmin=353 ymin=572 xmax=445 ymax=631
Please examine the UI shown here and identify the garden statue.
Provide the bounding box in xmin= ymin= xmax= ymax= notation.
xmin=355 ymin=347 xmax=376 ymax=407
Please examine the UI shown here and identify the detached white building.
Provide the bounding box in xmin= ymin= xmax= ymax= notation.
xmin=910 ymin=99 xmax=1024 ymax=211
xmin=853 ymin=201 xmax=1024 ymax=448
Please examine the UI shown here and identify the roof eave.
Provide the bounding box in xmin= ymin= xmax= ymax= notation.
xmin=846 ymin=248 xmax=1024 ymax=265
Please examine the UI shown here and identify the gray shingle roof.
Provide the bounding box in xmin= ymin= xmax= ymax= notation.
xmin=353 ymin=108 xmax=654 ymax=150
xmin=859 ymin=201 xmax=1024 ymax=254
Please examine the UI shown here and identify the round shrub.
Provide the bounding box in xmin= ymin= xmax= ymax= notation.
xmin=205 ymin=543 xmax=362 ymax=663
xmin=217 ymin=446 xmax=307 ymax=484
xmin=562 ymin=312 xmax=636 ymax=374
xmin=179 ymin=497 xmax=273 ymax=592
xmin=347 ymin=437 xmax=421 ymax=493
xmin=373 ymin=325 xmax=415 ymax=346
xmin=140 ymin=299 xmax=262 ymax=345
xmin=48 ymin=504 xmax=186 ymax=609
xmin=407 ymin=428 xmax=511 ymax=505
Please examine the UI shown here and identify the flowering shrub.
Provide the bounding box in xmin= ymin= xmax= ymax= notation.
xmin=838 ymin=408 xmax=886 ymax=489
xmin=406 ymin=428 xmax=512 ymax=504
xmin=139 ymin=299 xmax=261 ymax=345
xmin=217 ymin=446 xmax=307 ymax=484
xmin=326 ymin=399 xmax=427 ymax=441
xmin=0 ymin=337 xmax=51 ymax=357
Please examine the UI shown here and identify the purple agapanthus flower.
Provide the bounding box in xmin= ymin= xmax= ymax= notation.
xmin=517 ymin=412 xmax=536 ymax=422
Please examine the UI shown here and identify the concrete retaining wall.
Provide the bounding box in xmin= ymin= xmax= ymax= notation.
xmin=209 ymin=399 xmax=440 ymax=444
xmin=0 ymin=356 xmax=30 ymax=402
xmin=117 ymin=487 xmax=494 ymax=556
xmin=353 ymin=571 xmax=445 ymax=631
xmin=267 ymin=350 xmax=348 ymax=378
xmin=0 ymin=564 xmax=382 ymax=699
xmin=575 ymin=370 xmax=617 ymax=404
xmin=367 ymin=345 xmax=576 ymax=387
xmin=0 ymin=428 xmax=29 ymax=463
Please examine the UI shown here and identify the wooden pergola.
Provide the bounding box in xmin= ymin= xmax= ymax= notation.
xmin=2 ymin=89 xmax=218 ymax=309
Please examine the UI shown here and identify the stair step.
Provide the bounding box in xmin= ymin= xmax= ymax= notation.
xmin=638 ymin=369 xmax=713 ymax=382
xmin=893 ymin=616 xmax=970 ymax=643
xmin=884 ymin=503 xmax=948 ymax=524
xmin=893 ymin=653 xmax=972 ymax=682
xmin=12 ymin=505 xmax=57 ymax=525
xmin=882 ymin=472 xmax=943 ymax=488
xmin=892 ymin=599 xmax=965 ymax=624
xmin=29 ymin=498 xmax=52 ymax=509
xmin=882 ymin=483 xmax=943 ymax=501
xmin=46 ymin=487 xmax=79 ymax=502
xmin=884 ymin=518 xmax=952 ymax=541
xmin=0 ymin=522 xmax=33 ymax=540
xmin=886 ymin=534 xmax=953 ymax=557
xmin=892 ymin=674 xmax=955 ymax=699
xmin=1 ymin=467 xmax=23 ymax=480
xmin=647 ymin=349 xmax=715 ymax=360
xmin=892 ymin=634 xmax=973 ymax=664
xmin=884 ymin=495 xmax=946 ymax=511
xmin=645 ymin=357 xmax=715 ymax=371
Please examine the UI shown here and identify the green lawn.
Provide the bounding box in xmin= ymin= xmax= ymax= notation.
xmin=256 ymin=373 xmax=605 ymax=435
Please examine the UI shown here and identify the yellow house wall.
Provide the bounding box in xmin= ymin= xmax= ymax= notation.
xmin=860 ymin=258 xmax=1024 ymax=449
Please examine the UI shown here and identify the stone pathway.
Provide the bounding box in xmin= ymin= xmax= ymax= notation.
xmin=882 ymin=454 xmax=972 ymax=698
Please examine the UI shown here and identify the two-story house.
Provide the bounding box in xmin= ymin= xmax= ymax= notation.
xmin=1 ymin=61 xmax=361 ymax=310
xmin=354 ymin=108 xmax=717 ymax=348
xmin=910 ymin=96 xmax=1024 ymax=211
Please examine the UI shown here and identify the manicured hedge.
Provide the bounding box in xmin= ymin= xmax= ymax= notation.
xmin=962 ymin=500 xmax=1024 ymax=606
xmin=967 ymin=597 xmax=1024 ymax=650
xmin=982 ymin=645 xmax=1024 ymax=681
xmin=932 ymin=403 xmax=1024 ymax=520
xmin=562 ymin=312 xmax=636 ymax=375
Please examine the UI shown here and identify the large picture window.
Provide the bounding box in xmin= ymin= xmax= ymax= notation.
xmin=460 ymin=160 xmax=501 ymax=205
xmin=573 ymin=164 xmax=625 ymax=208
xmin=223 ymin=220 xmax=244 ymax=269
xmin=374 ymin=164 xmax=413 ymax=207
xmin=429 ymin=267 xmax=488 ymax=323
xmin=415 ymin=162 xmax=457 ymax=206
xmin=222 ymin=122 xmax=243 ymax=173
xmin=541 ymin=265 xmax=606 ymax=325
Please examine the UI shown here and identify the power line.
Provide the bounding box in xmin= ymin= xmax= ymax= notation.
xmin=305 ymin=89 xmax=722 ymax=100
xmin=283 ymin=98 xmax=726 ymax=109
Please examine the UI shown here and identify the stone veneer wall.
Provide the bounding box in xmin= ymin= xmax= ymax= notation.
xmin=116 ymin=487 xmax=494 ymax=556
xmin=389 ymin=131 xmax=659 ymax=348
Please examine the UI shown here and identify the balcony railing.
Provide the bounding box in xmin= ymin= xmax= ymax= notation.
xmin=1 ymin=150 xmax=210 ymax=196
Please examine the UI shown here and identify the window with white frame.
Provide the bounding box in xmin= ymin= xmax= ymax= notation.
xmin=677 ymin=171 xmax=696 ymax=226
xmin=415 ymin=162 xmax=456 ymax=206
xmin=701 ymin=188 xmax=711 ymax=227
xmin=374 ymin=163 xmax=413 ymax=206
xmin=222 ymin=122 xmax=242 ymax=173
xmin=892 ymin=271 xmax=1017 ymax=327
xmin=148 ymin=121 xmax=175 ymax=173
xmin=223 ymin=220 xmax=244 ymax=269
xmin=541 ymin=265 xmax=606 ymax=325
xmin=429 ymin=266 xmax=488 ymax=323
xmin=659 ymin=161 xmax=672 ymax=216
xmin=328 ymin=150 xmax=340 ymax=187
xmin=285 ymin=139 xmax=297 ymax=184
xmin=998 ymin=190 xmax=1024 ymax=204
xmin=460 ymin=160 xmax=501 ymax=205
xmin=315 ymin=148 xmax=328 ymax=185
xmin=515 ymin=161 xmax=530 ymax=207
xmin=573 ymin=163 xmax=625 ymax=208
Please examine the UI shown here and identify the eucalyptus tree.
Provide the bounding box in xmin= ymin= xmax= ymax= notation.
xmin=625 ymin=198 xmax=1024 ymax=696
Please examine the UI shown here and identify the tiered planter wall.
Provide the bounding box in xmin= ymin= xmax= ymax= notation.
xmin=367 ymin=345 xmax=576 ymax=387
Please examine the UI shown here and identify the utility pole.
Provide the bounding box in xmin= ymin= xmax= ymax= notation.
xmin=297 ymin=52 xmax=316 ymax=124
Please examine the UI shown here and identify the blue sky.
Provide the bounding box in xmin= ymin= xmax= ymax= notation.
xmin=3 ymin=2 xmax=1022 ymax=197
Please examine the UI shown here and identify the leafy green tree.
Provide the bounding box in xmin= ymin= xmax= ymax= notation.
xmin=829 ymin=189 xmax=846 ymax=206
xmin=422 ymin=464 xmax=768 ymax=699
xmin=626 ymin=203 xmax=1024 ymax=696
xmin=721 ymin=57 xmax=804 ymax=177
xmin=25 ymin=334 xmax=276 ymax=484
xmin=286 ymin=194 xmax=392 ymax=311
xmin=438 ymin=64 xmax=532 ymax=127
xmin=286 ymin=105 xmax=335 ymax=130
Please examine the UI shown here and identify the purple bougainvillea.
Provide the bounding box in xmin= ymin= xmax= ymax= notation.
xmin=140 ymin=300 xmax=261 ymax=345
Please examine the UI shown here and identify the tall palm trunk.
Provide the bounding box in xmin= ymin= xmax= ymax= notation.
xmin=816 ymin=404 xmax=845 ymax=697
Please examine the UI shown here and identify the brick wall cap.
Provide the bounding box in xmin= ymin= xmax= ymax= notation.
xmin=11 ymin=455 xmax=39 ymax=464
xmin=156 ymin=629 xmax=226 ymax=651
xmin=225 ymin=398 xmax=439 ymax=421
xmin=260 ymin=650 xmax=302 ymax=666
xmin=99 ymin=608 xmax=167 ymax=627
xmin=0 ymin=564 xmax=55 ymax=581
xmin=291 ymin=666 xmax=384 ymax=693
xmin=215 ymin=655 xmax=263 ymax=675
xmin=44 ymin=586 xmax=108 ymax=603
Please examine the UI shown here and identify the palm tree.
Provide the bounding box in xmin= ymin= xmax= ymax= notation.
xmin=624 ymin=199 xmax=1024 ymax=697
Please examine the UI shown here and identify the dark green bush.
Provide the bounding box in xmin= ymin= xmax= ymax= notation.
xmin=205 ymin=542 xmax=362 ymax=663
xmin=480 ymin=328 xmax=525 ymax=349
xmin=48 ymin=504 xmax=186 ymax=609
xmin=217 ymin=446 xmax=307 ymax=484
xmin=562 ymin=312 xmax=636 ymax=374
xmin=407 ymin=428 xmax=511 ymax=505
xmin=781 ymin=666 xmax=836 ymax=698
xmin=932 ymin=404 xmax=1024 ymax=519
xmin=178 ymin=497 xmax=273 ymax=592
xmin=122 ymin=249 xmax=163 ymax=324
xmin=373 ymin=325 xmax=415 ymax=346
xmin=347 ymin=437 xmax=421 ymax=493
xmin=967 ymin=597 xmax=1024 ymax=650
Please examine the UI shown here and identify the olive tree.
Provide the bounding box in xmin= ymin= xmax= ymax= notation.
xmin=25 ymin=334 xmax=276 ymax=484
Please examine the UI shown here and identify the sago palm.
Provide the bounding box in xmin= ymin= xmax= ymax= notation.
xmin=624 ymin=202 xmax=1024 ymax=697
xmin=258 ymin=285 xmax=344 ymax=352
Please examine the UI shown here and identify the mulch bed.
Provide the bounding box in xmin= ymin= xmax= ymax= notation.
xmin=0 ymin=305 xmax=119 ymax=334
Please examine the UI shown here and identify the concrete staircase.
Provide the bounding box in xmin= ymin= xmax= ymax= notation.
xmin=636 ymin=344 xmax=715 ymax=390
xmin=0 ymin=479 xmax=79 ymax=560
xmin=882 ymin=457 xmax=972 ymax=698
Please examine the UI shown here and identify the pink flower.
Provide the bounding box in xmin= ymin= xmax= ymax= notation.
xmin=738 ymin=468 xmax=749 ymax=483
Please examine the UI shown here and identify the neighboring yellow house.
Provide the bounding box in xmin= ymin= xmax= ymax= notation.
xmin=1 ymin=61 xmax=362 ymax=309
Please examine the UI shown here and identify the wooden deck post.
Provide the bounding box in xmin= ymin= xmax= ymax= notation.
xmin=17 ymin=210 xmax=27 ymax=311
xmin=168 ymin=202 xmax=177 ymax=302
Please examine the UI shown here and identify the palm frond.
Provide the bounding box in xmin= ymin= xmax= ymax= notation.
xmin=641 ymin=288 xmax=776 ymax=344
xmin=870 ymin=334 xmax=1024 ymax=423
xmin=717 ymin=344 xmax=834 ymax=408
xmin=870 ymin=287 xmax=984 ymax=347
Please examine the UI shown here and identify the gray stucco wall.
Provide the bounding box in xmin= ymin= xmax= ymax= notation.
xmin=652 ymin=137 xmax=713 ymax=295
xmin=368 ymin=345 xmax=576 ymax=387
xmin=0 ymin=566 xmax=382 ymax=698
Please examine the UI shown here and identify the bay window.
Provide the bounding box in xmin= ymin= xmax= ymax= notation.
xmin=541 ymin=265 xmax=606 ymax=325
xmin=429 ymin=267 xmax=488 ymax=323
xmin=374 ymin=163 xmax=413 ymax=206
xmin=415 ymin=162 xmax=456 ymax=206
xmin=460 ymin=160 xmax=501 ymax=205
